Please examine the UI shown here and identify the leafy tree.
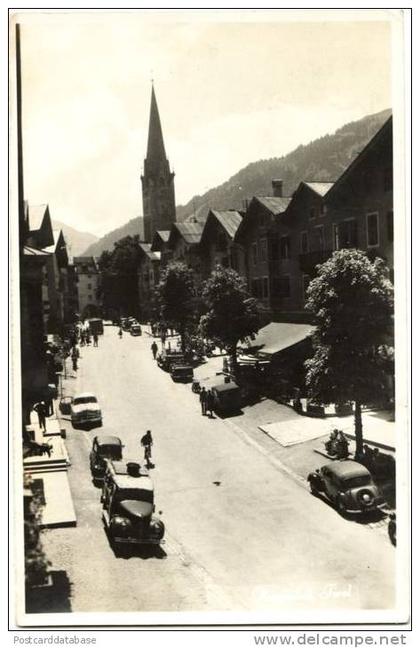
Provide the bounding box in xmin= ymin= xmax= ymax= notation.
xmin=24 ymin=474 xmax=51 ymax=587
xmin=97 ymin=236 xmax=141 ymax=317
xmin=199 ymin=265 xmax=260 ymax=367
xmin=304 ymin=249 xmax=394 ymax=458
xmin=155 ymin=262 xmax=196 ymax=352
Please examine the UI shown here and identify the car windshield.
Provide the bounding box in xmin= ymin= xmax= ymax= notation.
xmin=116 ymin=488 xmax=153 ymax=504
xmin=74 ymin=396 xmax=97 ymax=405
xmin=343 ymin=475 xmax=372 ymax=489
xmin=98 ymin=445 xmax=121 ymax=459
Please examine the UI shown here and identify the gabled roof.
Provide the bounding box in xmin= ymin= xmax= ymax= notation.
xmin=23 ymin=245 xmax=51 ymax=257
xmin=44 ymin=229 xmax=65 ymax=254
xmin=151 ymin=230 xmax=171 ymax=252
xmin=168 ymin=222 xmax=204 ymax=247
xmin=303 ymin=181 xmax=335 ymax=197
xmin=209 ymin=210 xmax=243 ymax=239
xmin=325 ymin=115 xmax=392 ymax=200
xmin=254 ymin=196 xmax=292 ymax=215
xmin=139 ymin=242 xmax=161 ymax=261
xmin=28 ymin=204 xmax=49 ymax=232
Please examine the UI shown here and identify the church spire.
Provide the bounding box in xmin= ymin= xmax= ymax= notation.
xmin=141 ymin=84 xmax=176 ymax=243
xmin=146 ymin=84 xmax=167 ymax=163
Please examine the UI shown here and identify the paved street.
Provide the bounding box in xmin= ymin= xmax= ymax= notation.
xmin=41 ymin=327 xmax=395 ymax=614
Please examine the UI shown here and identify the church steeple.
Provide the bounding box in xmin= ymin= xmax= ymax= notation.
xmin=141 ymin=85 xmax=176 ymax=243
xmin=146 ymin=85 xmax=167 ymax=163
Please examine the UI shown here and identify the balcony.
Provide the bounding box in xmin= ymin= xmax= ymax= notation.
xmin=299 ymin=250 xmax=332 ymax=275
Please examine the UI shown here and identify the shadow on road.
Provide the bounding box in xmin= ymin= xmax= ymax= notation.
xmin=309 ymin=491 xmax=386 ymax=525
xmin=112 ymin=543 xmax=167 ymax=561
xmin=26 ymin=570 xmax=73 ymax=614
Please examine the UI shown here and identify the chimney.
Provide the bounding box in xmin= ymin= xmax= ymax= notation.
xmin=272 ymin=179 xmax=283 ymax=197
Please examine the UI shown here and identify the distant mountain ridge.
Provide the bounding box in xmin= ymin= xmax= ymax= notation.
xmin=82 ymin=108 xmax=391 ymax=256
xmin=83 ymin=217 xmax=144 ymax=258
xmin=52 ymin=220 xmax=98 ymax=257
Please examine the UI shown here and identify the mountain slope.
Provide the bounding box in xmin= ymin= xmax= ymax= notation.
xmin=82 ymin=108 xmax=391 ymax=255
xmin=83 ymin=217 xmax=144 ymax=258
xmin=52 ymin=220 xmax=98 ymax=257
xmin=177 ymin=108 xmax=392 ymax=222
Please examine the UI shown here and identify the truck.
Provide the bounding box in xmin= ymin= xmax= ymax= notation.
xmin=88 ymin=318 xmax=104 ymax=335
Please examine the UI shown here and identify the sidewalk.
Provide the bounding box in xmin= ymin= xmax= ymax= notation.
xmin=25 ymin=406 xmax=76 ymax=528
xmin=192 ymin=356 xmax=396 ymax=508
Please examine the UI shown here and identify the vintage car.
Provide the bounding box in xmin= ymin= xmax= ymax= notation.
xmin=130 ymin=323 xmax=142 ymax=336
xmin=71 ymin=392 xmax=102 ymax=428
xmin=101 ymin=460 xmax=165 ymax=550
xmin=307 ymin=460 xmax=384 ymax=514
xmin=170 ymin=362 xmax=193 ymax=382
xmin=211 ymin=382 xmax=242 ymax=415
xmin=388 ymin=512 xmax=396 ymax=546
xmin=158 ymin=349 xmax=185 ymax=372
xmin=89 ymin=435 xmax=123 ymax=481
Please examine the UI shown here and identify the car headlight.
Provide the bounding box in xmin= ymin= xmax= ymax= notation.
xmin=150 ymin=519 xmax=165 ymax=538
xmin=111 ymin=516 xmax=132 ymax=536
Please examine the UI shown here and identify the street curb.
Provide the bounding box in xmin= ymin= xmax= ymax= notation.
xmin=222 ymin=418 xmax=308 ymax=489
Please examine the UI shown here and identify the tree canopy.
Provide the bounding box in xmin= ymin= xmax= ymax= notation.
xmin=97 ymin=235 xmax=142 ymax=317
xmin=304 ymin=249 xmax=394 ymax=456
xmin=199 ymin=265 xmax=260 ymax=364
xmin=155 ymin=262 xmax=196 ymax=351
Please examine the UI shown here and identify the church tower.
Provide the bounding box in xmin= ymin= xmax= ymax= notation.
xmin=141 ymin=85 xmax=176 ymax=243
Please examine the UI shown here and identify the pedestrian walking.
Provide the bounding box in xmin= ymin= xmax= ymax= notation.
xmin=141 ymin=430 xmax=153 ymax=468
xmin=199 ymin=387 xmax=207 ymax=416
xmin=118 ymin=327 xmax=123 ymax=339
xmin=206 ymin=390 xmax=215 ymax=418
xmin=33 ymin=401 xmax=47 ymax=431
xmin=93 ymin=332 xmax=98 ymax=347
xmin=72 ymin=356 xmax=78 ymax=372
xmin=151 ymin=341 xmax=158 ymax=360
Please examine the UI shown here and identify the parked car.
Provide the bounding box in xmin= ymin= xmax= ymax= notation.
xmin=130 ymin=324 xmax=142 ymax=336
xmin=101 ymin=460 xmax=165 ymax=551
xmin=71 ymin=392 xmax=102 ymax=428
xmin=90 ymin=435 xmax=123 ymax=481
xmin=307 ymin=460 xmax=385 ymax=514
xmin=211 ymin=382 xmax=242 ymax=415
xmin=158 ymin=350 xmax=185 ymax=372
xmin=170 ymin=362 xmax=193 ymax=382
xmin=388 ymin=512 xmax=396 ymax=546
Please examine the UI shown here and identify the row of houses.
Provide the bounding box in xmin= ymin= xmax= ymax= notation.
xmin=137 ymin=116 xmax=393 ymax=323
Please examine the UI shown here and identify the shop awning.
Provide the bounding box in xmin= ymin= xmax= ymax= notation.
xmin=243 ymin=322 xmax=315 ymax=358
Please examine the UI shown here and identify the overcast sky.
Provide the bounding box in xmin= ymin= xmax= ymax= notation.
xmin=17 ymin=10 xmax=394 ymax=238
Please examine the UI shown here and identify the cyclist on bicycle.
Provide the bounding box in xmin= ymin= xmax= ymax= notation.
xmin=141 ymin=430 xmax=153 ymax=467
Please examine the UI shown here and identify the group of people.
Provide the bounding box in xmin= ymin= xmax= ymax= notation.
xmin=199 ymin=386 xmax=215 ymax=418
xmin=79 ymin=329 xmax=99 ymax=347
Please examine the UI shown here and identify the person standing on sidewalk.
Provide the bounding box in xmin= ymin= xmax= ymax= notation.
xmin=151 ymin=341 xmax=158 ymax=360
xmin=206 ymin=390 xmax=215 ymax=418
xmin=93 ymin=332 xmax=98 ymax=347
xmin=33 ymin=401 xmax=47 ymax=431
xmin=199 ymin=387 xmax=207 ymax=416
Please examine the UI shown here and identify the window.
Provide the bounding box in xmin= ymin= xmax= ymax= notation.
xmin=251 ymin=242 xmax=258 ymax=266
xmin=314 ymin=225 xmax=325 ymax=250
xmin=387 ymin=211 xmax=394 ymax=242
xmin=260 ymin=238 xmax=268 ymax=262
xmin=384 ymin=167 xmax=393 ymax=192
xmin=88 ymin=294 xmax=92 ymax=301
xmin=87 ymin=283 xmax=92 ymax=290
xmin=309 ymin=207 xmax=317 ymax=219
xmin=320 ymin=203 xmax=327 ymax=216
xmin=301 ymin=231 xmax=309 ymax=254
xmin=366 ymin=212 xmax=379 ymax=247
xmin=251 ymin=279 xmax=261 ymax=298
xmin=262 ymin=277 xmax=269 ymax=299
xmin=280 ymin=236 xmax=290 ymax=259
xmin=333 ymin=220 xmax=358 ymax=250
